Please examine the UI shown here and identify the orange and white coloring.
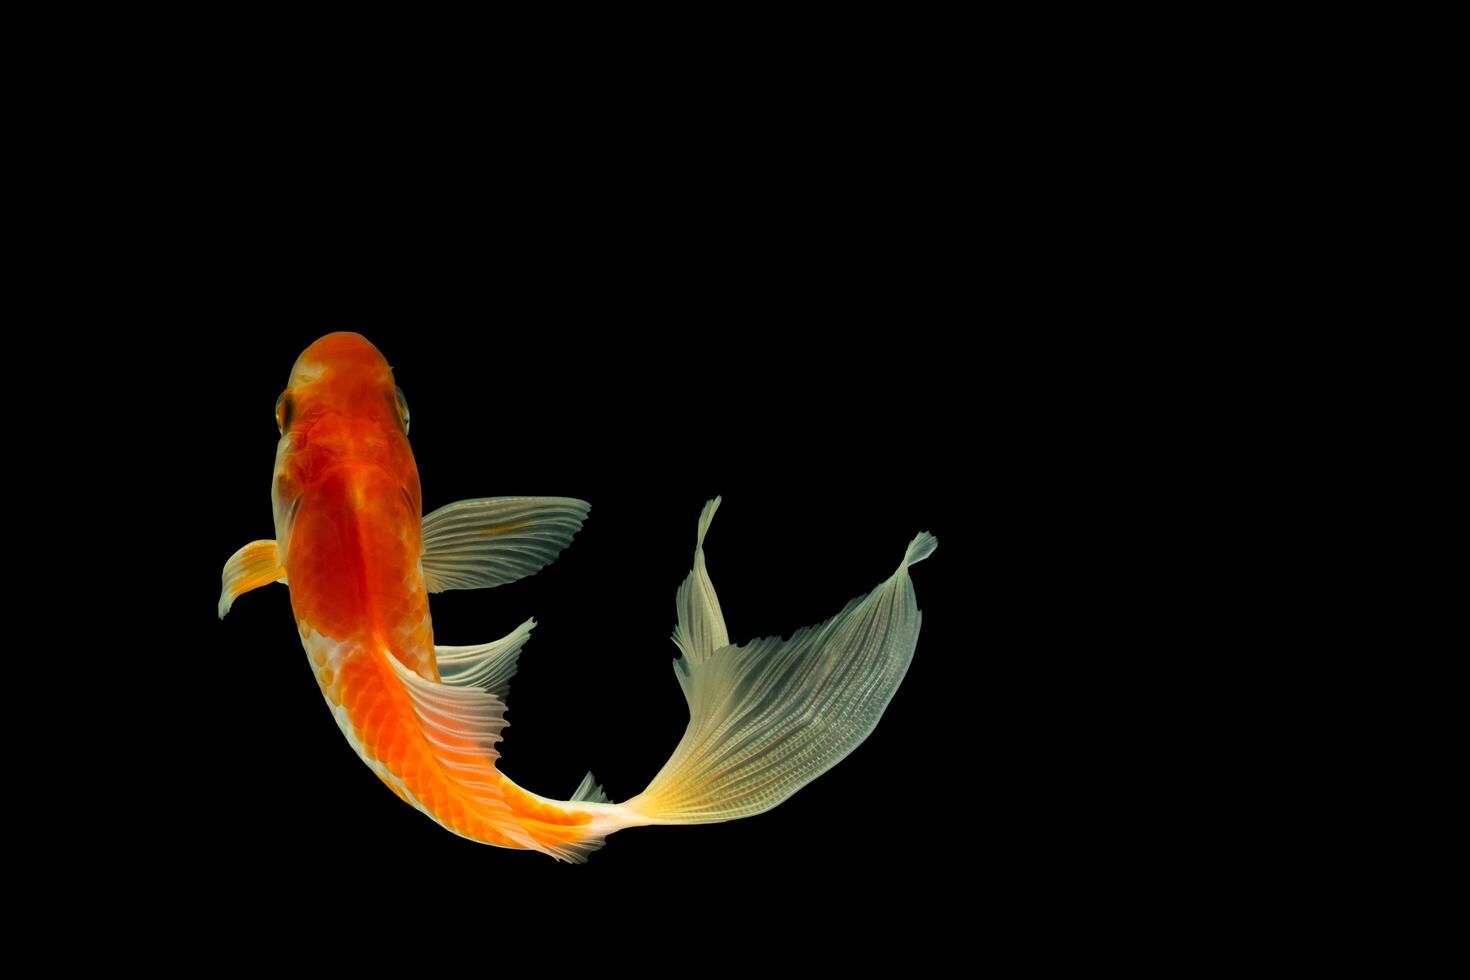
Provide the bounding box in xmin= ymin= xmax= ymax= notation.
xmin=219 ymin=332 xmax=935 ymax=861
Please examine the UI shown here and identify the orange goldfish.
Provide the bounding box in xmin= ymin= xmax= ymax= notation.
xmin=220 ymin=332 xmax=935 ymax=861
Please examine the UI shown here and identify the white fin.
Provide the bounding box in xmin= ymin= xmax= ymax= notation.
xmin=218 ymin=539 xmax=285 ymax=619
xmin=421 ymin=497 xmax=590 ymax=593
xmin=629 ymin=507 xmax=934 ymax=825
xmin=904 ymin=531 xmax=938 ymax=566
xmin=436 ymin=618 xmax=535 ymax=697
xmin=383 ymin=653 xmax=539 ymax=850
xmin=671 ymin=497 xmax=729 ymax=671
xmin=571 ymin=771 xmax=611 ymax=804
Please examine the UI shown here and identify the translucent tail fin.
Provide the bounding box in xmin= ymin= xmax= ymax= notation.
xmin=624 ymin=498 xmax=933 ymax=825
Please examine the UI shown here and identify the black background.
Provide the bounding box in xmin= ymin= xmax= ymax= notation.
xmin=160 ymin=274 xmax=986 ymax=926
xmin=32 ymin=35 xmax=1178 ymax=954
xmin=55 ymin=59 xmax=1237 ymax=954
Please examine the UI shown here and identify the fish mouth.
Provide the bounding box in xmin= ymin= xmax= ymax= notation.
xmin=290 ymin=332 xmax=392 ymax=389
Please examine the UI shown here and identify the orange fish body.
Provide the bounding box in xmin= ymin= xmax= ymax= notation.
xmin=221 ymin=332 xmax=934 ymax=861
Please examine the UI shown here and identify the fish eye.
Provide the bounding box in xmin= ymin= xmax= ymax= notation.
xmin=394 ymin=385 xmax=410 ymax=435
xmin=275 ymin=391 xmax=292 ymax=434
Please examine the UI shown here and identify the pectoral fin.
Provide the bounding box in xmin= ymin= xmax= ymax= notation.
xmin=421 ymin=497 xmax=589 ymax=592
xmin=218 ymin=540 xmax=286 ymax=619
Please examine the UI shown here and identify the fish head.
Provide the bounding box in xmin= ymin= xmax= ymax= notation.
xmin=270 ymin=331 xmax=421 ymax=549
xmin=281 ymin=331 xmax=408 ymax=437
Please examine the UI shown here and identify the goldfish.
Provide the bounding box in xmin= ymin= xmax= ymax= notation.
xmin=219 ymin=332 xmax=935 ymax=861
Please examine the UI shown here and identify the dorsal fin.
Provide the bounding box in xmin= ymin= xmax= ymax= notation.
xmin=571 ymin=771 xmax=611 ymax=804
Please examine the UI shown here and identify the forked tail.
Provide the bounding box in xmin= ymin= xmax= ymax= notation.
xmin=434 ymin=496 xmax=934 ymax=859
xmin=611 ymin=498 xmax=935 ymax=826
